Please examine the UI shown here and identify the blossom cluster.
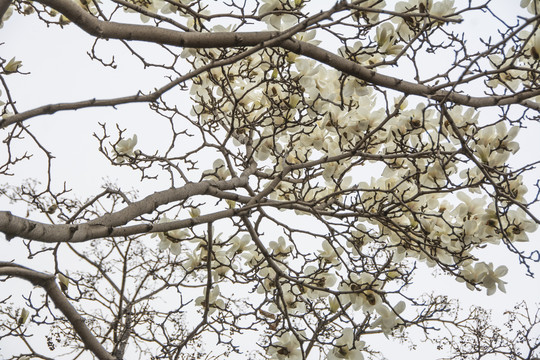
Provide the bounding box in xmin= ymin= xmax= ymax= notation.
xmin=101 ymin=0 xmax=539 ymax=358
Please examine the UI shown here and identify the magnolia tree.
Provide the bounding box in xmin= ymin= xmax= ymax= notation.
xmin=1 ymin=0 xmax=540 ymax=359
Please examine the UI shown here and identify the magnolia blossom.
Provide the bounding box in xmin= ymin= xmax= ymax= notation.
xmin=337 ymin=41 xmax=372 ymax=65
xmin=520 ymin=0 xmax=540 ymax=14
xmin=268 ymin=283 xmax=306 ymax=315
xmin=392 ymin=1 xmax=422 ymax=40
xmin=375 ymin=23 xmax=403 ymax=56
xmin=195 ymin=285 xmax=225 ymax=315
xmin=458 ymin=262 xmax=508 ymax=295
xmin=452 ymin=192 xmax=486 ymax=221
xmin=351 ymin=0 xmax=386 ymax=23
xmin=0 ymin=3 xmax=13 ymax=28
xmin=481 ymin=263 xmax=508 ymax=295
xmin=258 ymin=0 xmax=299 ymax=30
xmin=202 ymin=159 xmax=231 ymax=181
xmin=294 ymin=58 xmax=340 ymax=101
xmin=255 ymin=134 xmax=283 ymax=161
xmin=486 ymin=54 xmax=527 ymax=91
xmin=430 ymin=0 xmax=460 ymax=20
xmin=329 ymin=296 xmax=341 ymax=313
xmin=503 ymin=175 xmax=528 ymax=203
xmin=114 ymin=134 xmax=137 ymax=163
xmin=227 ymin=234 xmax=255 ymax=257
xmin=370 ymin=301 xmax=406 ymax=336
xmin=327 ymin=328 xmax=365 ymax=360
xmin=212 ymin=250 xmax=235 ymax=280
xmin=267 ymin=332 xmax=302 ymax=360
xmin=269 ymin=236 xmax=293 ymax=259
xmin=298 ymin=123 xmax=326 ymax=151
xmin=504 ymin=209 xmax=538 ymax=242
xmin=183 ymin=249 xmax=202 ymax=271
xmin=151 ymin=216 xmax=188 ymax=255
xmin=303 ymin=265 xmax=337 ymax=299
xmin=475 ymin=122 xmax=520 ymax=156
xmin=317 ymin=240 xmax=343 ymax=267
xmin=338 ymin=273 xmax=383 ymax=312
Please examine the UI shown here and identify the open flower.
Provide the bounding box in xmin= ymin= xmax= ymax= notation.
xmin=267 ymin=332 xmax=302 ymax=360
xmin=480 ymin=263 xmax=508 ymax=295
xmin=115 ymin=134 xmax=138 ymax=163
xmin=328 ymin=328 xmax=365 ymax=360
xmin=338 ymin=273 xmax=383 ymax=312
xmin=269 ymin=236 xmax=293 ymax=259
xmin=152 ymin=216 xmax=188 ymax=255
xmin=268 ymin=283 xmax=306 ymax=315
xmin=504 ymin=208 xmax=538 ymax=242
xmin=303 ymin=265 xmax=336 ymax=299
xmin=486 ymin=54 xmax=527 ymax=91
xmin=458 ymin=262 xmax=508 ymax=295
xmin=376 ymin=23 xmax=403 ymax=56
xmin=195 ymin=285 xmax=225 ymax=315
xmin=370 ymin=301 xmax=406 ymax=336
xmin=227 ymin=234 xmax=255 ymax=257
xmin=317 ymin=240 xmax=343 ymax=267
xmin=202 ymin=159 xmax=231 ymax=181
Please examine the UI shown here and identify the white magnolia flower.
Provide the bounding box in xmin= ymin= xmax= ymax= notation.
xmin=195 ymin=285 xmax=225 ymax=315
xmin=304 ymin=265 xmax=336 ymax=299
xmin=486 ymin=54 xmax=527 ymax=91
xmin=0 ymin=4 xmax=13 ymax=28
xmin=329 ymin=296 xmax=341 ymax=313
xmin=269 ymin=283 xmax=306 ymax=314
xmin=267 ymin=332 xmax=302 ymax=360
xmin=115 ymin=134 xmax=138 ymax=163
xmin=317 ymin=240 xmax=343 ymax=266
xmin=504 ymin=208 xmax=538 ymax=242
xmin=370 ymin=301 xmax=406 ymax=336
xmin=183 ymin=249 xmax=202 ymax=271
xmin=520 ymin=0 xmax=540 ymax=15
xmin=481 ymin=263 xmax=508 ymax=295
xmin=338 ymin=273 xmax=383 ymax=312
xmin=269 ymin=236 xmax=293 ymax=259
xmin=375 ymin=23 xmax=403 ymax=56
xmin=458 ymin=262 xmax=508 ymax=295
xmin=453 ymin=192 xmax=486 ymax=221
xmin=430 ymin=0 xmax=460 ymax=20
xmin=328 ymin=328 xmax=365 ymax=360
xmin=151 ymin=216 xmax=188 ymax=255
xmin=351 ymin=0 xmax=386 ymax=23
xmin=202 ymin=159 xmax=231 ymax=181
xmin=227 ymin=234 xmax=255 ymax=257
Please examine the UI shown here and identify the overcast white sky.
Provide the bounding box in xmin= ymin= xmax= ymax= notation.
xmin=1 ymin=1 xmax=540 ymax=359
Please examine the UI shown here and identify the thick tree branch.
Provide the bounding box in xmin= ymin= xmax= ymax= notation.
xmin=0 ymin=176 xmax=249 ymax=243
xmin=280 ymin=39 xmax=540 ymax=109
xmin=0 ymin=0 xmax=11 ymax=21
xmin=39 ymin=0 xmax=280 ymax=46
xmin=30 ymin=0 xmax=540 ymax=111
xmin=1 ymin=0 xmax=537 ymax=130
xmin=0 ymin=262 xmax=117 ymax=360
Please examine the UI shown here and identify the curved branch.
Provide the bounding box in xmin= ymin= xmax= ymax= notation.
xmin=2 ymin=0 xmax=538 ymax=130
xmin=279 ymin=39 xmax=540 ymax=109
xmin=32 ymin=0 xmax=540 ymax=110
xmin=0 ymin=262 xmax=117 ymax=360
xmin=39 ymin=0 xmax=280 ymax=47
xmin=0 ymin=175 xmax=248 ymax=243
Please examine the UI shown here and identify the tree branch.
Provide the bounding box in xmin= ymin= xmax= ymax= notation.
xmin=0 ymin=262 xmax=117 ymax=360
xmin=31 ymin=0 xmax=540 ymax=111
xmin=0 ymin=0 xmax=11 ymax=21
xmin=0 ymin=176 xmax=249 ymax=243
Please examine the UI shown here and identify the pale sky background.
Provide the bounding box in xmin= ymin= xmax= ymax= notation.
xmin=1 ymin=1 xmax=539 ymax=359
